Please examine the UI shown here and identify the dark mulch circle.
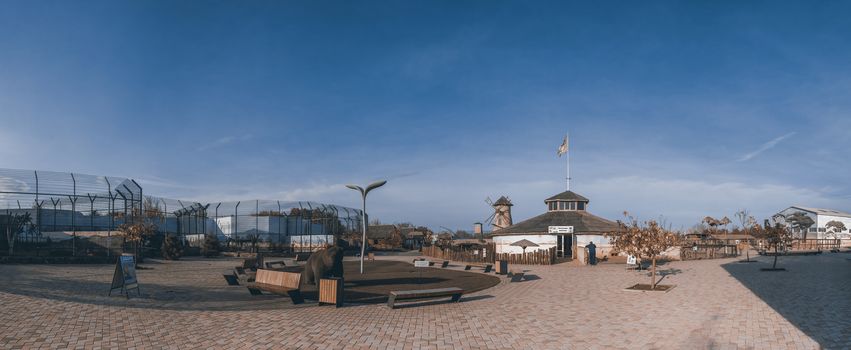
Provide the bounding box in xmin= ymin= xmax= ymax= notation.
xmin=624 ymin=283 xmax=676 ymax=292
xmin=294 ymin=260 xmax=501 ymax=303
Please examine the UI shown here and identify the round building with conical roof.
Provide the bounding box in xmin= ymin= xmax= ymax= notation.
xmin=491 ymin=190 xmax=620 ymax=262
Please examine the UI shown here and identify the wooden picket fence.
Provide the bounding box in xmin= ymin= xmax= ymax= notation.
xmin=680 ymin=244 xmax=738 ymax=260
xmin=789 ymin=239 xmax=839 ymax=251
xmin=494 ymin=247 xmax=556 ymax=265
xmin=421 ymin=244 xmax=495 ymax=264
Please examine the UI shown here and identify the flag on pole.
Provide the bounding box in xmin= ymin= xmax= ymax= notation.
xmin=557 ymin=135 xmax=568 ymax=157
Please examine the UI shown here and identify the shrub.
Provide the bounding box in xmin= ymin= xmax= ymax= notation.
xmin=202 ymin=234 xmax=220 ymax=257
xmin=161 ymin=234 xmax=184 ymax=260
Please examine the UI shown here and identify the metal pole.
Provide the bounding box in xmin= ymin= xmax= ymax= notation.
xmin=359 ymin=195 xmax=367 ymax=274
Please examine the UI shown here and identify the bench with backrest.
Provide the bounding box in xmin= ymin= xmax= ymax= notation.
xmin=508 ymin=271 xmax=525 ymax=282
xmin=440 ymin=260 xmax=449 ymax=268
xmin=234 ymin=267 xmax=255 ymax=283
xmin=387 ymin=287 xmax=464 ymax=309
xmin=464 ymin=263 xmax=493 ymax=273
xmin=246 ymin=269 xmax=304 ymax=304
xmin=265 ymin=261 xmax=286 ymax=269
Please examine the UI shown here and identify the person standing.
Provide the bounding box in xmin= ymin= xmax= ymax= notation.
xmin=585 ymin=241 xmax=597 ymax=265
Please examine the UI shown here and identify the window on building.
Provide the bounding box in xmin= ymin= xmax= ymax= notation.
xmin=569 ymin=202 xmax=576 ymax=210
xmin=558 ymin=201 xmax=566 ymax=210
xmin=577 ymin=202 xmax=585 ymax=210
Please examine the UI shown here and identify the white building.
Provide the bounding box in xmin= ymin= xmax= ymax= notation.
xmin=775 ymin=206 xmax=851 ymax=239
xmin=491 ymin=190 xmax=620 ymax=259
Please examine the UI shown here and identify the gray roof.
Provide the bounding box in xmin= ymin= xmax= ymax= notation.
xmin=545 ymin=191 xmax=589 ymax=203
xmin=491 ymin=210 xmax=620 ymax=236
xmin=510 ymin=239 xmax=539 ymax=247
xmin=493 ymin=196 xmax=513 ymax=206
xmin=788 ymin=206 xmax=851 ymax=218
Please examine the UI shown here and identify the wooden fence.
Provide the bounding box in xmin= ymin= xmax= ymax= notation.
xmin=494 ymin=247 xmax=557 ymax=265
xmin=790 ymin=239 xmax=839 ymax=251
xmin=680 ymin=244 xmax=739 ymax=261
xmin=421 ymin=244 xmax=495 ymax=264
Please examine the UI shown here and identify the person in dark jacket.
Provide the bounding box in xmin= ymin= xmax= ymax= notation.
xmin=585 ymin=241 xmax=597 ymax=265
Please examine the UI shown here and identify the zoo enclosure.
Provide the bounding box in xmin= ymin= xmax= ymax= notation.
xmin=0 ymin=168 xmax=363 ymax=256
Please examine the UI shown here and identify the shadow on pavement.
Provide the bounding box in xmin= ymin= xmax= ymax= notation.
xmin=721 ymin=254 xmax=851 ymax=349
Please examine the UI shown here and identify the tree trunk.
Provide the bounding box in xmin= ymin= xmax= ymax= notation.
xmin=651 ymin=256 xmax=657 ymax=289
xmin=772 ymin=245 xmax=778 ymax=269
xmin=6 ymin=227 xmax=14 ymax=256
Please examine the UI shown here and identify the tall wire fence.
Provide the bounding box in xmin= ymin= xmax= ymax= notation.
xmin=0 ymin=168 xmax=362 ymax=257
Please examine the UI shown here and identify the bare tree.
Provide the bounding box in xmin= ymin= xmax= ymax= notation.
xmin=607 ymin=212 xmax=680 ymax=290
xmin=2 ymin=212 xmax=32 ymax=256
xmin=763 ymin=221 xmax=793 ymax=270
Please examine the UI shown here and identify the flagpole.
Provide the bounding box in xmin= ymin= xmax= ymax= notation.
xmin=566 ymin=132 xmax=570 ymax=191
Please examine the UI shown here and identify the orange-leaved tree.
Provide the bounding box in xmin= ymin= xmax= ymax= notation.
xmin=607 ymin=212 xmax=680 ymax=290
xmin=118 ymin=220 xmax=157 ymax=263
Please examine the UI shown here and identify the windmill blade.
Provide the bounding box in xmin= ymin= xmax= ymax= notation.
xmin=483 ymin=211 xmax=496 ymax=225
xmin=485 ymin=197 xmax=493 ymax=206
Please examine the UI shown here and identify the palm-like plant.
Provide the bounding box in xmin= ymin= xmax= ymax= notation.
xmin=785 ymin=212 xmax=815 ymax=240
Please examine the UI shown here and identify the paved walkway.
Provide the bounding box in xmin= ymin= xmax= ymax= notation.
xmin=1 ymin=252 xmax=848 ymax=349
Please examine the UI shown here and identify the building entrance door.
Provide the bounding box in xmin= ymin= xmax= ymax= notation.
xmin=556 ymin=235 xmax=573 ymax=258
xmin=556 ymin=235 xmax=564 ymax=257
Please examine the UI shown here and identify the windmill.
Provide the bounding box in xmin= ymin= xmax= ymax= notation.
xmin=485 ymin=196 xmax=513 ymax=232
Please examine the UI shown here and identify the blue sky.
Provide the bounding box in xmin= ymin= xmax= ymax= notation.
xmin=1 ymin=1 xmax=850 ymax=231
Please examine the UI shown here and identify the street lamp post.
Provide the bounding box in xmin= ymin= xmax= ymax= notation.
xmin=346 ymin=180 xmax=387 ymax=274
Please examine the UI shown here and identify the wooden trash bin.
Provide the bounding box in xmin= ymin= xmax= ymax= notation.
xmin=367 ymin=252 xmax=375 ymax=261
xmin=495 ymin=260 xmax=508 ymax=275
xmin=319 ymin=277 xmax=344 ymax=307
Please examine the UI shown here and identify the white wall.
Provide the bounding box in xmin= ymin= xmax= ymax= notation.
xmin=777 ymin=207 xmax=851 ymax=239
xmin=575 ymin=234 xmax=614 ymax=258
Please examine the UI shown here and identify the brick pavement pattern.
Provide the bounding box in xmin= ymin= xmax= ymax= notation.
xmin=1 ymin=253 xmax=848 ymax=349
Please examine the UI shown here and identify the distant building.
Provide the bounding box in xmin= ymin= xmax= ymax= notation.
xmin=367 ymin=224 xmax=401 ymax=247
xmin=775 ymin=206 xmax=851 ymax=239
xmin=491 ymin=190 xmax=620 ymax=260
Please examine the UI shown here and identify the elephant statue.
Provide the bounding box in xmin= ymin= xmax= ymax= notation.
xmin=302 ymin=245 xmax=345 ymax=288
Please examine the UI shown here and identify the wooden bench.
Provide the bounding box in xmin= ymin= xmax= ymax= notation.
xmin=265 ymin=261 xmax=286 ymax=269
xmin=508 ymin=271 xmax=525 ymax=283
xmin=387 ymin=287 xmax=464 ymax=309
xmin=223 ymin=273 xmax=240 ymax=285
xmin=464 ymin=263 xmax=493 ymax=273
xmin=233 ymin=267 xmax=255 ymax=284
xmin=246 ymin=269 xmax=304 ymax=304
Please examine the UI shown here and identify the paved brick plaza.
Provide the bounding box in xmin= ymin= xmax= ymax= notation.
xmin=1 ymin=253 xmax=849 ymax=349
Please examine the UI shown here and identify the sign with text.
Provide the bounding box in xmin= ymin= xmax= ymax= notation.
xmin=627 ymin=255 xmax=637 ymax=265
xmin=548 ymin=226 xmax=574 ymax=234
xmin=414 ymin=260 xmax=430 ymax=268
xmin=109 ymin=254 xmax=140 ymax=298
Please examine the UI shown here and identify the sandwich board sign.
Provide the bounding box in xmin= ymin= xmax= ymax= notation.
xmin=626 ymin=255 xmax=637 ymax=266
xmin=548 ymin=226 xmax=574 ymax=234
xmin=109 ymin=253 xmax=140 ymax=298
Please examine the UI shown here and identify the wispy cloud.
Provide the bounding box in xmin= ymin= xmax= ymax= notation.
xmin=737 ymin=132 xmax=796 ymax=162
xmin=196 ymin=134 xmax=253 ymax=151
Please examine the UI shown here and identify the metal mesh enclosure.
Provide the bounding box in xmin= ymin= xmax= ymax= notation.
xmin=0 ymin=168 xmax=143 ymax=239
xmin=0 ymin=168 xmax=362 ymax=254
xmin=206 ymin=200 xmax=362 ymax=252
